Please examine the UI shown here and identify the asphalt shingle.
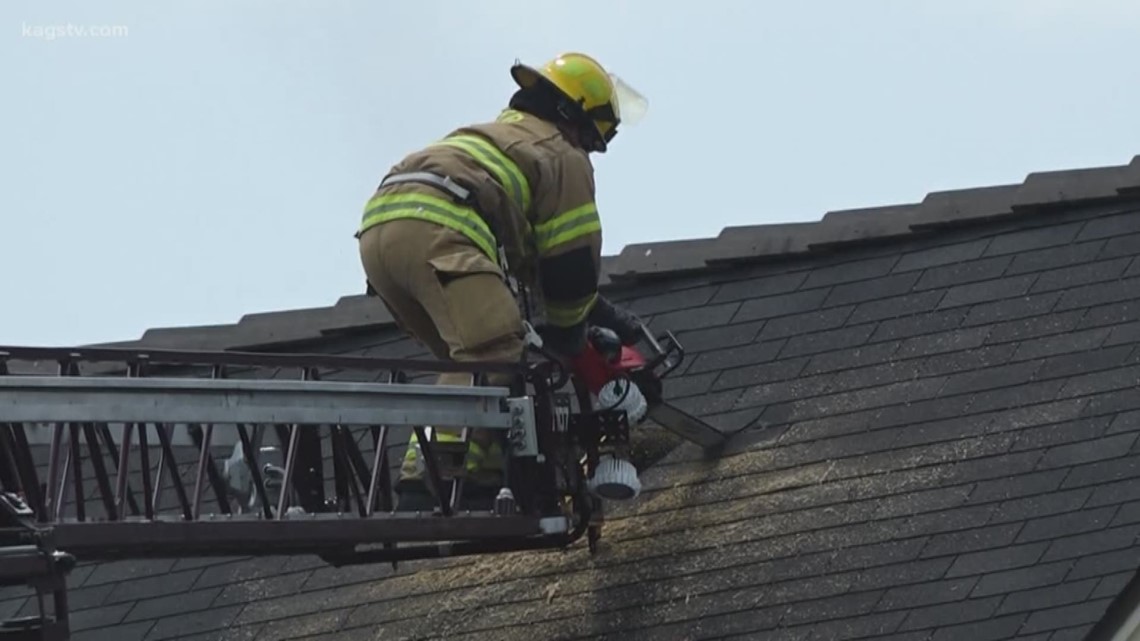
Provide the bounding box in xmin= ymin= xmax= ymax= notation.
xmin=8 ymin=163 xmax=1140 ymax=641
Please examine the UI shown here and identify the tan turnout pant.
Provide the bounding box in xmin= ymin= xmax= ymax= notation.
xmin=358 ymin=219 xmax=525 ymax=486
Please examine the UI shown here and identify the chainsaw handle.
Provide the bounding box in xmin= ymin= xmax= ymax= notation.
xmin=639 ymin=324 xmax=664 ymax=356
xmin=638 ymin=327 xmax=685 ymax=378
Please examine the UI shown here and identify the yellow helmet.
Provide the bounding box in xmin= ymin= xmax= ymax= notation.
xmin=511 ymin=52 xmax=647 ymax=152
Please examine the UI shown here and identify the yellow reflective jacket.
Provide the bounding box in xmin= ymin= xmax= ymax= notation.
xmin=359 ymin=109 xmax=604 ymax=329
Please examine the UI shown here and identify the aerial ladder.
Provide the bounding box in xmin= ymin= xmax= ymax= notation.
xmin=0 ymin=326 xmax=727 ymax=641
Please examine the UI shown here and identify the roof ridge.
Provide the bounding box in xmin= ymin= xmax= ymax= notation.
xmin=92 ymin=154 xmax=1140 ymax=351
xmin=609 ymin=155 xmax=1140 ymax=280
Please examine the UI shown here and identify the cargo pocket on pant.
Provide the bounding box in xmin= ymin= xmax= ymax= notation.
xmin=427 ymin=251 xmax=522 ymax=354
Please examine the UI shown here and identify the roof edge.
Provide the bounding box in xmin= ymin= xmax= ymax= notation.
xmin=91 ymin=153 xmax=1140 ymax=353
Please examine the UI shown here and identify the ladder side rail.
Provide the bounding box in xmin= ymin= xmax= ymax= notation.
xmin=0 ymin=376 xmax=515 ymax=427
xmin=46 ymin=513 xmax=546 ymax=558
xmin=0 ymin=345 xmax=524 ymax=378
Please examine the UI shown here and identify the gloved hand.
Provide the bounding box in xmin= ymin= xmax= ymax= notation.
xmin=588 ymin=296 xmax=644 ymax=345
xmin=536 ymin=323 xmax=588 ymax=359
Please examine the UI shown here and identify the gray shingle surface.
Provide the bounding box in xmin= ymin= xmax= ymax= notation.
xmin=8 ymin=161 xmax=1140 ymax=640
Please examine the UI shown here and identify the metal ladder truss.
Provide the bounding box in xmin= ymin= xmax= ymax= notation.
xmin=2 ymin=491 xmax=75 ymax=641
xmin=0 ymin=346 xmax=597 ymax=567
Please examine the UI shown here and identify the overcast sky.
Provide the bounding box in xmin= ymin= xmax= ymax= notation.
xmin=3 ymin=0 xmax=1139 ymax=346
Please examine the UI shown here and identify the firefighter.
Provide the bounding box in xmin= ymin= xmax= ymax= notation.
xmin=356 ymin=52 xmax=647 ymax=511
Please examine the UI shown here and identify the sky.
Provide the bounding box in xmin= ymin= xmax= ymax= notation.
xmin=3 ymin=0 xmax=1139 ymax=346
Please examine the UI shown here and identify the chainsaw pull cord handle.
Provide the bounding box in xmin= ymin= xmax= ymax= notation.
xmin=581 ymin=327 xmax=636 ymax=415
xmin=595 ymin=373 xmax=634 ymax=414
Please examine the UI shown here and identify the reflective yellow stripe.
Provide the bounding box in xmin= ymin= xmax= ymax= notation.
xmin=467 ymin=441 xmax=504 ymax=472
xmin=403 ymin=429 xmax=467 ymax=470
xmin=360 ymin=192 xmax=498 ymax=261
xmin=432 ymin=134 xmax=532 ymax=214
xmin=407 ymin=429 xmax=464 ymax=445
xmin=404 ymin=428 xmax=461 ymax=460
xmin=546 ymin=292 xmax=598 ymax=327
xmin=403 ymin=432 xmax=504 ymax=474
xmin=534 ymin=202 xmax=601 ymax=254
xmin=467 ymin=441 xmax=487 ymax=473
xmin=497 ymin=109 xmax=525 ymax=124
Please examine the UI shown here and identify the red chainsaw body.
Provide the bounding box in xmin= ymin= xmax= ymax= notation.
xmin=565 ymin=327 xmax=725 ymax=449
xmin=570 ymin=343 xmax=648 ymax=394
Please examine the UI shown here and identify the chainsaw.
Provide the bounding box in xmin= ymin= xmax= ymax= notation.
xmin=515 ymin=320 xmax=726 ymax=552
xmin=571 ymin=323 xmax=726 ymax=451
xmin=554 ymin=323 xmax=727 ymax=552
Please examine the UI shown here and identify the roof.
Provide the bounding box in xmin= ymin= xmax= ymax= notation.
xmin=5 ymin=153 xmax=1140 ymax=640
xmin=90 ymin=154 xmax=1140 ymax=354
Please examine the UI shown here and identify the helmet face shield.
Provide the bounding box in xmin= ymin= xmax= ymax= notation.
xmin=610 ymin=73 xmax=648 ymax=127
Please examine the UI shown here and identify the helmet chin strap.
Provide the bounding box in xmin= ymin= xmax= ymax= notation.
xmin=556 ymin=97 xmax=615 ymax=153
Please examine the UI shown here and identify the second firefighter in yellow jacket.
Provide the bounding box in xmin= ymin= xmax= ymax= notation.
xmin=357 ymin=51 xmax=647 ymax=510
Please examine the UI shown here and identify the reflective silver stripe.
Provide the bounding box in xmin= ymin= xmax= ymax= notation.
xmin=379 ymin=171 xmax=472 ymax=202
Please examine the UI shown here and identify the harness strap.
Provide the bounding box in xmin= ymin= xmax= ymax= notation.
xmin=378 ymin=171 xmax=473 ymax=203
